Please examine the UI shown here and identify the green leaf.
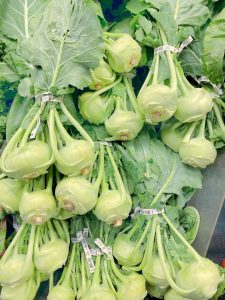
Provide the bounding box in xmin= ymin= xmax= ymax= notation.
xmin=0 ymin=0 xmax=50 ymax=40
xmin=146 ymin=0 xmax=210 ymax=26
xmin=21 ymin=0 xmax=104 ymax=91
xmin=0 ymin=63 xmax=19 ymax=82
xmin=126 ymin=0 xmax=149 ymax=14
xmin=203 ymin=7 xmax=225 ymax=84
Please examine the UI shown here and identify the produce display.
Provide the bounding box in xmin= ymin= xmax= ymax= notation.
xmin=0 ymin=0 xmax=225 ymax=299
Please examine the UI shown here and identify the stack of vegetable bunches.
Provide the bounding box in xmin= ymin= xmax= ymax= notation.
xmin=0 ymin=0 xmax=224 ymax=300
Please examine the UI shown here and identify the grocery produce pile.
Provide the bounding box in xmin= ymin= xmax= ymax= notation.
xmin=0 ymin=0 xmax=225 ymax=299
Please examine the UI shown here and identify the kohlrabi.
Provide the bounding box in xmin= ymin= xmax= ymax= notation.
xmin=161 ymin=119 xmax=190 ymax=152
xmin=104 ymin=32 xmax=142 ymax=73
xmin=47 ymin=243 xmax=76 ymax=300
xmin=165 ymin=289 xmax=191 ymax=300
xmin=89 ymin=59 xmax=116 ymax=90
xmin=94 ymin=146 xmax=132 ymax=226
xmin=174 ymin=64 xmax=213 ymax=123
xmin=179 ymin=119 xmax=217 ymax=168
xmin=147 ymin=283 xmax=168 ymax=299
xmin=78 ymin=77 xmax=121 ymax=125
xmin=48 ymin=103 xmax=96 ymax=177
xmin=154 ymin=213 xmax=222 ymax=300
xmin=137 ymin=28 xmax=177 ymax=124
xmin=105 ymin=79 xmax=144 ymax=141
xmin=0 ymin=276 xmax=39 ymax=300
xmin=0 ymin=101 xmax=53 ymax=179
xmin=19 ymin=168 xmax=56 ymax=225
xmin=0 ymin=223 xmax=35 ymax=287
xmin=34 ymin=219 xmax=70 ymax=274
xmin=0 ymin=178 xmax=24 ymax=213
xmin=55 ymin=145 xmax=105 ymax=215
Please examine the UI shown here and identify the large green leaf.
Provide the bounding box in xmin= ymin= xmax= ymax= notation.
xmin=21 ymin=0 xmax=104 ymax=91
xmin=146 ymin=0 xmax=210 ymax=26
xmin=0 ymin=63 xmax=19 ymax=82
xmin=0 ymin=0 xmax=50 ymax=40
xmin=203 ymin=7 xmax=225 ymax=84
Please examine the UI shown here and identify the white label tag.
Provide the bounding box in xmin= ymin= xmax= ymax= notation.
xmin=30 ymin=115 xmax=41 ymax=140
xmin=71 ymin=228 xmax=95 ymax=273
xmin=99 ymin=141 xmax=113 ymax=147
xmin=131 ymin=207 xmax=165 ymax=218
xmin=155 ymin=36 xmax=193 ymax=54
xmin=94 ymin=238 xmax=112 ymax=259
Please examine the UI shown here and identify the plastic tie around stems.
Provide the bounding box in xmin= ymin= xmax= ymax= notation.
xmin=131 ymin=207 xmax=165 ymax=219
xmin=154 ymin=36 xmax=193 ymax=54
xmin=71 ymin=228 xmax=95 ymax=273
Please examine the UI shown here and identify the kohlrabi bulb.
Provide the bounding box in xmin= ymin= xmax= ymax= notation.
xmin=117 ymin=273 xmax=147 ymax=300
xmin=19 ymin=190 xmax=56 ymax=225
xmin=47 ymin=286 xmax=75 ymax=300
xmin=161 ymin=122 xmax=188 ymax=152
xmin=81 ymin=285 xmax=116 ymax=300
xmin=179 ymin=137 xmax=217 ymax=168
xmin=164 ymin=289 xmax=191 ymax=300
xmin=3 ymin=140 xmax=52 ymax=179
xmin=40 ymin=272 xmax=50 ymax=282
xmin=105 ymin=110 xmax=144 ymax=141
xmin=93 ymin=190 xmax=132 ymax=226
xmin=55 ymin=208 xmax=75 ymax=220
xmin=113 ymin=234 xmax=144 ymax=267
xmin=78 ymin=92 xmax=114 ymax=125
xmin=55 ymin=140 xmax=95 ymax=177
xmin=1 ymin=278 xmax=37 ymax=300
xmin=0 ymin=254 xmax=34 ymax=286
xmin=147 ymin=283 xmax=168 ymax=299
xmin=55 ymin=177 xmax=98 ymax=215
xmin=106 ymin=34 xmax=142 ymax=73
xmin=175 ymin=88 xmax=213 ymax=123
xmin=143 ymin=255 xmax=171 ymax=288
xmin=138 ymin=85 xmax=177 ymax=124
xmin=34 ymin=239 xmax=69 ymax=274
xmin=89 ymin=60 xmax=116 ymax=90
xmin=0 ymin=178 xmax=24 ymax=213
xmin=175 ymin=258 xmax=222 ymax=300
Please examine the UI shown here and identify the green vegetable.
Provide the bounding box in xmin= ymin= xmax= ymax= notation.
xmin=94 ymin=146 xmax=132 ymax=226
xmin=34 ymin=220 xmax=70 ymax=274
xmin=176 ymin=258 xmax=222 ymax=299
xmin=19 ymin=169 xmax=56 ymax=225
xmin=48 ymin=104 xmax=96 ymax=177
xmin=105 ymin=78 xmax=144 ymax=141
xmin=146 ymin=283 xmax=168 ymax=299
xmin=161 ymin=119 xmax=190 ymax=152
xmin=137 ymin=27 xmax=177 ymax=124
xmin=165 ymin=289 xmax=191 ymax=300
xmin=0 ymin=223 xmax=35 ymax=287
xmin=179 ymin=120 xmax=217 ymax=168
xmin=104 ymin=33 xmax=142 ymax=73
xmin=0 ymin=178 xmax=24 ymax=213
xmin=175 ymin=66 xmax=213 ymax=123
xmin=0 ymin=277 xmax=38 ymax=300
xmin=55 ymin=145 xmax=104 ymax=215
xmin=89 ymin=60 xmax=116 ymax=90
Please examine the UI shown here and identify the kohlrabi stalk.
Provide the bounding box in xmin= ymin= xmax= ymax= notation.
xmin=78 ymin=76 xmax=122 ymax=125
xmin=48 ymin=101 xmax=95 ymax=177
xmin=47 ymin=244 xmax=76 ymax=300
xmin=179 ymin=119 xmax=217 ymax=168
xmin=89 ymin=59 xmax=116 ymax=90
xmin=55 ymin=144 xmax=105 ymax=215
xmin=105 ymin=78 xmax=144 ymax=141
xmin=161 ymin=119 xmax=190 ymax=152
xmin=0 ymin=223 xmax=35 ymax=287
xmin=161 ymin=213 xmax=222 ymax=300
xmin=0 ymin=101 xmax=53 ymax=179
xmin=34 ymin=219 xmax=70 ymax=274
xmin=0 ymin=178 xmax=24 ymax=213
xmin=93 ymin=146 xmax=132 ymax=226
xmin=104 ymin=32 xmax=142 ymax=73
xmin=19 ymin=167 xmax=56 ymax=225
xmin=207 ymin=102 xmax=225 ymax=147
xmin=137 ymin=26 xmax=177 ymax=124
xmin=174 ymin=65 xmax=213 ymax=123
